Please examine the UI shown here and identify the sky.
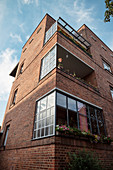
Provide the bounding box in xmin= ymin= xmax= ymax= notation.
xmin=0 ymin=0 xmax=113 ymax=126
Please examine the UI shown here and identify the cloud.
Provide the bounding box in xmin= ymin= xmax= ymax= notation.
xmin=17 ymin=0 xmax=39 ymax=13
xmin=19 ymin=23 xmax=25 ymax=33
xmin=10 ymin=33 xmax=23 ymax=43
xmin=22 ymin=0 xmax=33 ymax=5
xmin=0 ymin=48 xmax=18 ymax=101
xmin=63 ymin=0 xmax=94 ymax=25
xmin=73 ymin=0 xmax=94 ymax=23
xmin=26 ymin=35 xmax=30 ymax=41
xmin=35 ymin=0 xmax=38 ymax=6
xmin=22 ymin=0 xmax=38 ymax=5
xmin=0 ymin=1 xmax=6 ymax=22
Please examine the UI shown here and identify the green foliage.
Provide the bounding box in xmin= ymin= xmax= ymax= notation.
xmin=104 ymin=0 xmax=113 ymax=22
xmin=67 ymin=150 xmax=103 ymax=170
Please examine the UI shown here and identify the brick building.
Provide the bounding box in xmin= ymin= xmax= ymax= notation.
xmin=0 ymin=14 xmax=113 ymax=169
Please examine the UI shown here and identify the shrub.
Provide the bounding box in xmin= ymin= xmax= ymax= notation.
xmin=67 ymin=149 xmax=103 ymax=170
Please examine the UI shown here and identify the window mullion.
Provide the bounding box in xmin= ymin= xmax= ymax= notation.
xmin=88 ymin=106 xmax=92 ymax=133
xmin=66 ymin=97 xmax=69 ymax=126
xmin=76 ymin=101 xmax=79 ymax=129
xmin=95 ymin=109 xmax=100 ymax=135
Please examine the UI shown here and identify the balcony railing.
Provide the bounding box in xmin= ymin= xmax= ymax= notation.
xmin=44 ymin=17 xmax=92 ymax=57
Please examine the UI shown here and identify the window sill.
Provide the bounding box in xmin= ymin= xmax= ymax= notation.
xmin=55 ymin=131 xmax=112 ymax=145
xmin=104 ymin=69 xmax=113 ymax=76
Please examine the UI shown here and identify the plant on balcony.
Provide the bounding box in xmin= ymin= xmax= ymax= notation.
xmin=55 ymin=125 xmax=113 ymax=144
xmin=58 ymin=58 xmax=63 ymax=69
xmin=58 ymin=26 xmax=92 ymax=58
xmin=57 ymin=66 xmax=98 ymax=91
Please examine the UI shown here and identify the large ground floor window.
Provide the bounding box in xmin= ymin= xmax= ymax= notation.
xmin=33 ymin=90 xmax=105 ymax=139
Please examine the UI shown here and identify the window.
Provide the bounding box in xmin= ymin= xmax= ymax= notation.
xmin=40 ymin=46 xmax=56 ymax=80
xmin=4 ymin=125 xmax=10 ymax=146
xmin=91 ymin=35 xmax=96 ymax=41
xmin=19 ymin=63 xmax=24 ymax=74
xmin=23 ymin=47 xmax=27 ymax=53
xmin=103 ymin=60 xmax=111 ymax=72
xmin=12 ymin=89 xmax=18 ymax=104
xmin=101 ymin=45 xmax=107 ymax=51
xmin=29 ymin=38 xmax=34 ymax=44
xmin=110 ymin=87 xmax=113 ymax=99
xmin=37 ymin=27 xmax=42 ymax=34
xmin=44 ymin=22 xmax=57 ymax=44
xmin=56 ymin=91 xmax=105 ymax=135
xmin=33 ymin=90 xmax=105 ymax=139
xmin=33 ymin=92 xmax=55 ymax=139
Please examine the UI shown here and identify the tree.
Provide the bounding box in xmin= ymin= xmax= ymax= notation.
xmin=104 ymin=0 xmax=113 ymax=22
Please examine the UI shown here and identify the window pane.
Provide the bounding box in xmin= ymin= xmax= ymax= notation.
xmin=68 ymin=110 xmax=77 ymax=128
xmin=79 ymin=115 xmax=88 ymax=132
xmin=77 ymin=102 xmax=86 ymax=116
xmin=89 ymin=106 xmax=96 ymax=119
xmin=44 ymin=22 xmax=57 ymax=44
xmin=47 ymin=92 xmax=55 ymax=108
xmin=96 ymin=110 xmax=102 ymax=120
xmin=40 ymin=46 xmax=56 ymax=80
xmin=33 ymin=131 xmax=37 ymax=139
xmin=56 ymin=106 xmax=67 ymax=125
xmin=47 ymin=109 xmax=51 ymax=117
xmin=36 ymin=101 xmax=40 ymax=114
xmin=37 ymin=129 xmax=40 ymax=137
xmin=68 ymin=98 xmax=77 ymax=111
xmin=98 ymin=120 xmax=105 ymax=135
xmin=57 ymin=92 xmax=66 ymax=108
xmin=4 ymin=125 xmax=10 ymax=146
xmin=45 ymin=127 xmax=49 ymax=136
xmin=41 ymin=128 xmax=44 ymax=137
xmin=110 ymin=87 xmax=113 ymax=99
xmin=103 ymin=61 xmax=111 ymax=72
xmin=40 ymin=98 xmax=46 ymax=111
xmin=50 ymin=125 xmax=53 ymax=135
xmin=12 ymin=89 xmax=18 ymax=104
xmin=91 ymin=118 xmax=98 ymax=134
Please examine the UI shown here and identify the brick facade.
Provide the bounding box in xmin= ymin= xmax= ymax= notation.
xmin=0 ymin=14 xmax=113 ymax=169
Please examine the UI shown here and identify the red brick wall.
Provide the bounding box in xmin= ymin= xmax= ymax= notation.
xmin=55 ymin=136 xmax=113 ymax=170
xmin=0 ymin=14 xmax=113 ymax=170
xmin=0 ymin=143 xmax=55 ymax=170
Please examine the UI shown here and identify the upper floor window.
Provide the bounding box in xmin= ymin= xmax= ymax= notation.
xmin=110 ymin=87 xmax=113 ymax=99
xmin=44 ymin=22 xmax=57 ymax=44
xmin=19 ymin=63 xmax=24 ymax=74
xmin=40 ymin=46 xmax=56 ymax=80
xmin=101 ymin=45 xmax=107 ymax=51
xmin=91 ymin=35 xmax=96 ymax=41
xmin=29 ymin=38 xmax=34 ymax=44
xmin=103 ymin=60 xmax=111 ymax=72
xmin=12 ymin=89 xmax=18 ymax=105
xmin=4 ymin=125 xmax=10 ymax=146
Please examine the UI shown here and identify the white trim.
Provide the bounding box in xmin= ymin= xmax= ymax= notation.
xmin=36 ymin=87 xmax=102 ymax=110
xmin=41 ymin=43 xmax=57 ymax=60
xmin=56 ymin=43 xmax=94 ymax=71
xmin=56 ymin=87 xmax=102 ymax=110
xmin=36 ymin=88 xmax=56 ymax=102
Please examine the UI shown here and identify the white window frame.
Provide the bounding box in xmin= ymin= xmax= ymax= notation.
xmin=4 ymin=125 xmax=10 ymax=146
xmin=103 ymin=60 xmax=111 ymax=72
xmin=40 ymin=46 xmax=56 ymax=80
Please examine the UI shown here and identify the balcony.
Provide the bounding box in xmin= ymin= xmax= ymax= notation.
xmin=44 ymin=17 xmax=92 ymax=58
xmin=57 ymin=45 xmax=97 ymax=90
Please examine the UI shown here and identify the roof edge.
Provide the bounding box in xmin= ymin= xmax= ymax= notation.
xmin=77 ymin=24 xmax=113 ymax=53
